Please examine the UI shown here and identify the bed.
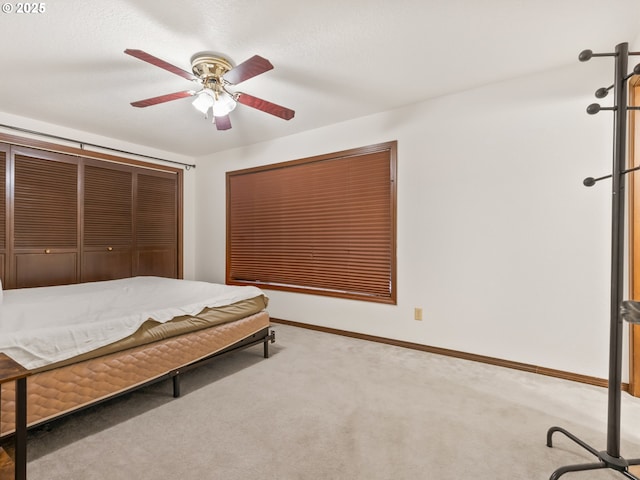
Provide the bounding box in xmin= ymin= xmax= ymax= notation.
xmin=0 ymin=276 xmax=273 ymax=437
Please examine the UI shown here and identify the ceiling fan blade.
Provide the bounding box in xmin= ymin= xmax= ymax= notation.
xmin=130 ymin=90 xmax=195 ymax=108
xmin=223 ymin=55 xmax=273 ymax=85
xmin=125 ymin=49 xmax=198 ymax=81
xmin=237 ymin=93 xmax=295 ymax=120
xmin=215 ymin=115 xmax=232 ymax=130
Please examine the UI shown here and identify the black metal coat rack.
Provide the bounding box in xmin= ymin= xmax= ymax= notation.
xmin=546 ymin=42 xmax=640 ymax=480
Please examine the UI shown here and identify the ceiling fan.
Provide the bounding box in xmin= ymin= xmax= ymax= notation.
xmin=124 ymin=49 xmax=295 ymax=131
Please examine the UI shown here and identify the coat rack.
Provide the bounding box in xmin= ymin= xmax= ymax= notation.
xmin=546 ymin=42 xmax=640 ymax=480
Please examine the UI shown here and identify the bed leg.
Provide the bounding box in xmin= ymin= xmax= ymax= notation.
xmin=264 ymin=329 xmax=276 ymax=358
xmin=172 ymin=374 xmax=181 ymax=398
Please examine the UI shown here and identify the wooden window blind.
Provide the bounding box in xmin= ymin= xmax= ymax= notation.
xmin=227 ymin=141 xmax=397 ymax=304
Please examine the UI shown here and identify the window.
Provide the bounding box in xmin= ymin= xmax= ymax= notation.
xmin=226 ymin=141 xmax=397 ymax=304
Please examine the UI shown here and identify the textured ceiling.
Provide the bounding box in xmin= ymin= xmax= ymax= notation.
xmin=0 ymin=0 xmax=639 ymax=158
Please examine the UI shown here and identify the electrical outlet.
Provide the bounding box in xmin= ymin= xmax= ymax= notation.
xmin=414 ymin=307 xmax=423 ymax=321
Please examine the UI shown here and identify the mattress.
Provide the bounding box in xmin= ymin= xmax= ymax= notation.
xmin=31 ymin=294 xmax=268 ymax=374
xmin=1 ymin=309 xmax=270 ymax=436
xmin=0 ymin=276 xmax=267 ymax=370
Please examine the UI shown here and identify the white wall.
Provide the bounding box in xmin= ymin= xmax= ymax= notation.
xmin=195 ymin=60 xmax=626 ymax=380
xmin=0 ymin=112 xmax=198 ymax=280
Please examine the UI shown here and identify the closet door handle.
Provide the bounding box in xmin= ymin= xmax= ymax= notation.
xmin=107 ymin=247 xmax=113 ymax=252
xmin=44 ymin=249 xmax=51 ymax=254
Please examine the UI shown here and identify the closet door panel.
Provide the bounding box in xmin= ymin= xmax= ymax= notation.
xmin=136 ymin=248 xmax=177 ymax=277
xmin=15 ymin=252 xmax=77 ymax=288
xmin=82 ymin=163 xmax=133 ymax=282
xmin=13 ymin=151 xmax=79 ymax=287
xmin=135 ymin=172 xmax=177 ymax=278
xmin=83 ymin=248 xmax=132 ymax=282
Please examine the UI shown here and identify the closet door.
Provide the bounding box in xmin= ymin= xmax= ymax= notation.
xmin=135 ymin=171 xmax=178 ymax=278
xmin=82 ymin=161 xmax=133 ymax=282
xmin=12 ymin=149 xmax=79 ymax=288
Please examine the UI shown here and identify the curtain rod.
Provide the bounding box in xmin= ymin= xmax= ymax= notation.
xmin=0 ymin=123 xmax=196 ymax=170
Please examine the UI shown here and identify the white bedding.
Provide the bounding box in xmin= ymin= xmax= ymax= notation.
xmin=0 ymin=276 xmax=266 ymax=370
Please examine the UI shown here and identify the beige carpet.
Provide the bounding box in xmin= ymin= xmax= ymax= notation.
xmin=13 ymin=324 xmax=640 ymax=479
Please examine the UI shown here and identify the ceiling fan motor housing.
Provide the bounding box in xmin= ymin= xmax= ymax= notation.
xmin=191 ymin=54 xmax=234 ymax=89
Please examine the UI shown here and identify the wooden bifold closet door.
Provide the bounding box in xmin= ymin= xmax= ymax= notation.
xmin=82 ymin=161 xmax=133 ymax=282
xmin=135 ymin=171 xmax=178 ymax=278
xmin=12 ymin=148 xmax=79 ymax=288
xmin=0 ymin=141 xmax=181 ymax=289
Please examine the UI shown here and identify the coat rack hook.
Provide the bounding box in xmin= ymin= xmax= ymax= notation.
xmin=586 ymin=103 xmax=616 ymax=114
xmin=579 ymin=49 xmax=616 ymax=62
xmin=595 ymin=68 xmax=640 ymax=98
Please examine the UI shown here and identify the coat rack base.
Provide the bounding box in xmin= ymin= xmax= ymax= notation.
xmin=547 ymin=426 xmax=640 ymax=479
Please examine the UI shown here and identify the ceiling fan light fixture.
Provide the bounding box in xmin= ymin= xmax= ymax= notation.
xmin=212 ymin=90 xmax=237 ymax=117
xmin=192 ymin=89 xmax=215 ymax=114
xmin=126 ymin=49 xmax=295 ymax=129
